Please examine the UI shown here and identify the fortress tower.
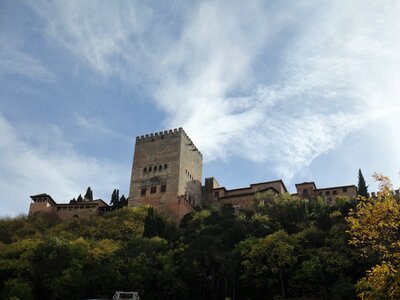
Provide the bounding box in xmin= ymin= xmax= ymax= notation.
xmin=128 ymin=128 xmax=203 ymax=219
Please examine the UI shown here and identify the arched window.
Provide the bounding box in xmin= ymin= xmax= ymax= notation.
xmin=333 ymin=191 xmax=337 ymax=195
xmin=302 ymin=189 xmax=309 ymax=195
xmin=326 ymin=191 xmax=330 ymax=195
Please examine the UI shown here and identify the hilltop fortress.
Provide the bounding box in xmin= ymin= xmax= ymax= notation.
xmin=29 ymin=128 xmax=357 ymax=220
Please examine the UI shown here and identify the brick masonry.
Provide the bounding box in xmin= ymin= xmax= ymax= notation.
xmin=28 ymin=128 xmax=358 ymax=221
xmin=128 ymin=128 xmax=203 ymax=219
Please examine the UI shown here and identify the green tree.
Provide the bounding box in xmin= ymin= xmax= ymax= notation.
xmin=1 ymin=278 xmax=33 ymax=300
xmin=84 ymin=187 xmax=93 ymax=201
xmin=119 ymin=194 xmax=128 ymax=206
xmin=358 ymin=169 xmax=369 ymax=198
xmin=143 ymin=207 xmax=165 ymax=238
xmin=347 ymin=173 xmax=400 ymax=299
xmin=239 ymin=230 xmax=297 ymax=299
xmin=110 ymin=189 xmax=120 ymax=206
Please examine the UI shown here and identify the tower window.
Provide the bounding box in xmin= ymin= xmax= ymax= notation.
xmin=159 ymin=165 xmax=162 ymax=171
xmin=143 ymin=167 xmax=147 ymax=173
xmin=342 ymin=187 xmax=348 ymax=192
xmin=141 ymin=188 xmax=146 ymax=196
xmin=214 ymin=191 xmax=219 ymax=197
xmin=164 ymin=164 xmax=168 ymax=169
xmin=333 ymin=191 xmax=337 ymax=195
xmin=154 ymin=166 xmax=157 ymax=171
xmin=161 ymin=185 xmax=166 ymax=192
xmin=150 ymin=186 xmax=157 ymax=194
xmin=149 ymin=166 xmax=152 ymax=172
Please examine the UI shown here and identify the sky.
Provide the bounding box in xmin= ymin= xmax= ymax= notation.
xmin=1 ymin=0 xmax=399 ymax=216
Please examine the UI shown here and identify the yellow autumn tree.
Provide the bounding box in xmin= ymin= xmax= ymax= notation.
xmin=347 ymin=173 xmax=400 ymax=299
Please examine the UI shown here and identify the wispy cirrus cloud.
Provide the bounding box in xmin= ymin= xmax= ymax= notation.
xmin=154 ymin=1 xmax=400 ymax=177
xmin=0 ymin=36 xmax=53 ymax=81
xmin=28 ymin=0 xmax=400 ymax=178
xmin=30 ymin=0 xmax=155 ymax=81
xmin=0 ymin=114 xmax=127 ymax=216
xmin=75 ymin=114 xmax=131 ymax=142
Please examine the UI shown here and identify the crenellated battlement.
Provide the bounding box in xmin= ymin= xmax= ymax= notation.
xmin=135 ymin=127 xmax=182 ymax=142
xmin=135 ymin=127 xmax=202 ymax=158
xmin=181 ymin=129 xmax=203 ymax=159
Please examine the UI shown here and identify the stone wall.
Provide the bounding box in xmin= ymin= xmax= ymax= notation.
xmin=128 ymin=128 xmax=203 ymax=219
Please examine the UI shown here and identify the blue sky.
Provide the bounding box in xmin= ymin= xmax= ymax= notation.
xmin=1 ymin=1 xmax=399 ymax=216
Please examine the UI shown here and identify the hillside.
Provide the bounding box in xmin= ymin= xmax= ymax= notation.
xmin=1 ymin=184 xmax=398 ymax=299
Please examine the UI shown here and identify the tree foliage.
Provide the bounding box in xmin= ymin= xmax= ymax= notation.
xmin=110 ymin=189 xmax=120 ymax=206
xmin=84 ymin=187 xmax=93 ymax=201
xmin=0 ymin=183 xmax=385 ymax=300
xmin=347 ymin=173 xmax=400 ymax=299
xmin=358 ymin=169 xmax=369 ymax=198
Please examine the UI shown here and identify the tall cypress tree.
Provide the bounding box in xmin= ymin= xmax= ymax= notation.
xmin=76 ymin=194 xmax=83 ymax=202
xmin=358 ymin=169 xmax=369 ymax=198
xmin=143 ymin=207 xmax=165 ymax=238
xmin=110 ymin=189 xmax=120 ymax=206
xmin=84 ymin=187 xmax=93 ymax=201
xmin=120 ymin=195 xmax=128 ymax=206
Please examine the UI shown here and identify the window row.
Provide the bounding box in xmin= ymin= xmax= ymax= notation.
xmin=143 ymin=164 xmax=168 ymax=173
xmin=318 ymin=190 xmax=339 ymax=196
xmin=303 ymin=187 xmax=348 ymax=197
xmin=140 ymin=184 xmax=167 ymax=196
xmin=56 ymin=205 xmax=96 ymax=211
xmin=185 ymin=169 xmax=195 ymax=181
xmin=181 ymin=193 xmax=195 ymax=207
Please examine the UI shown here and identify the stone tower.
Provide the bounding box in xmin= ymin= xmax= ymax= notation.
xmin=128 ymin=128 xmax=203 ymax=219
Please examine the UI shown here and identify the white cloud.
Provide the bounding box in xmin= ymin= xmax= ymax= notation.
xmin=31 ymin=0 xmax=154 ymax=81
xmin=28 ymin=0 xmax=400 ymax=179
xmin=75 ymin=114 xmax=131 ymax=142
xmin=0 ymin=114 xmax=127 ymax=217
xmin=0 ymin=37 xmax=53 ymax=80
xmin=156 ymin=0 xmax=400 ymax=178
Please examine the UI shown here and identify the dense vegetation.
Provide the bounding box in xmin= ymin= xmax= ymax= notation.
xmin=1 ymin=175 xmax=399 ymax=299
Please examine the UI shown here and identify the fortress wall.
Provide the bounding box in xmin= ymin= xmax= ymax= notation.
xmin=251 ymin=181 xmax=286 ymax=194
xmin=219 ymin=194 xmax=255 ymax=211
xmin=128 ymin=128 xmax=203 ymax=219
xmin=128 ymin=129 xmax=182 ymax=209
xmin=179 ymin=130 xmax=203 ymax=207
xmin=29 ymin=202 xmax=55 ymax=215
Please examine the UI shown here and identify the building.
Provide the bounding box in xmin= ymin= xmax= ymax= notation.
xmin=29 ymin=127 xmax=357 ymax=220
xmin=128 ymin=128 xmax=203 ymax=220
xmin=29 ymin=193 xmax=111 ymax=220
xmin=294 ymin=182 xmax=357 ymax=202
xmin=202 ymin=177 xmax=287 ymax=212
xmin=128 ymin=128 xmax=357 ymax=219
